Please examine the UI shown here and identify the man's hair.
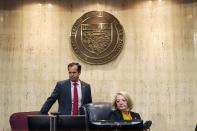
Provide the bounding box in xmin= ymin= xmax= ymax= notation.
xmin=112 ymin=91 xmax=134 ymax=111
xmin=68 ymin=62 xmax=81 ymax=73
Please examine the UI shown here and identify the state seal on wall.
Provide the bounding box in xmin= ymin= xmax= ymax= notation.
xmin=71 ymin=11 xmax=124 ymax=65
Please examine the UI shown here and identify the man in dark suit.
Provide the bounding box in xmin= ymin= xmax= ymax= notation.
xmin=40 ymin=62 xmax=92 ymax=115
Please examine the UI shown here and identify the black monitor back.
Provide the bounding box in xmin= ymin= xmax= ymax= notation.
xmin=28 ymin=115 xmax=52 ymax=131
xmin=56 ymin=115 xmax=86 ymax=131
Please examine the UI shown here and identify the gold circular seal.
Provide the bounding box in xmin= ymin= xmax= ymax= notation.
xmin=71 ymin=11 xmax=124 ymax=65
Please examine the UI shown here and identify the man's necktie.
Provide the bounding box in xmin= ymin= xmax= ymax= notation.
xmin=73 ymin=82 xmax=78 ymax=115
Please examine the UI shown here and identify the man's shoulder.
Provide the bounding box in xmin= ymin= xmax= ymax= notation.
xmin=57 ymin=79 xmax=70 ymax=85
xmin=56 ymin=79 xmax=90 ymax=87
xmin=80 ymin=80 xmax=90 ymax=86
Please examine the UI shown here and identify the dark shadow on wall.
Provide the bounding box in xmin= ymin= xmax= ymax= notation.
xmin=0 ymin=0 xmax=72 ymax=10
xmin=0 ymin=0 xmax=146 ymax=11
xmin=0 ymin=0 xmax=196 ymax=11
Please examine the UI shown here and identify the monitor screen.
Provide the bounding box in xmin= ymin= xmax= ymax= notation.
xmin=28 ymin=115 xmax=53 ymax=131
xmin=56 ymin=115 xmax=86 ymax=131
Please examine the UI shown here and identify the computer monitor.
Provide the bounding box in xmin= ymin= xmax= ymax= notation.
xmin=28 ymin=115 xmax=54 ymax=131
xmin=56 ymin=115 xmax=86 ymax=131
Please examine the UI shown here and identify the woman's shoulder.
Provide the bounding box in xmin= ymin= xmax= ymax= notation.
xmin=110 ymin=110 xmax=121 ymax=114
xmin=130 ymin=111 xmax=141 ymax=120
xmin=130 ymin=111 xmax=140 ymax=115
xmin=108 ymin=110 xmax=122 ymax=120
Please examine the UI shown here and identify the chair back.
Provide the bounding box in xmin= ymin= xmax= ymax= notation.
xmin=9 ymin=111 xmax=40 ymax=131
xmin=83 ymin=102 xmax=112 ymax=121
xmin=195 ymin=124 xmax=197 ymax=131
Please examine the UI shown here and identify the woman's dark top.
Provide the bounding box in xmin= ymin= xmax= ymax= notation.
xmin=108 ymin=110 xmax=141 ymax=121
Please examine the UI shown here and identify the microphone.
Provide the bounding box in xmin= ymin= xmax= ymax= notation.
xmin=143 ymin=120 xmax=152 ymax=130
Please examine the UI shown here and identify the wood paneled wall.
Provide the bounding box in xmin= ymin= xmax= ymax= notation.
xmin=0 ymin=0 xmax=197 ymax=131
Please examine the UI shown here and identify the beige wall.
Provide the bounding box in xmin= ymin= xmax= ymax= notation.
xmin=0 ymin=0 xmax=197 ymax=131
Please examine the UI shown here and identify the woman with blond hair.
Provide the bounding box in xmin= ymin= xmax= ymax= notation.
xmin=109 ymin=91 xmax=141 ymax=121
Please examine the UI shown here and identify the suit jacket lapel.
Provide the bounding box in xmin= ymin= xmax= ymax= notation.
xmin=81 ymin=81 xmax=85 ymax=104
xmin=66 ymin=80 xmax=72 ymax=104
